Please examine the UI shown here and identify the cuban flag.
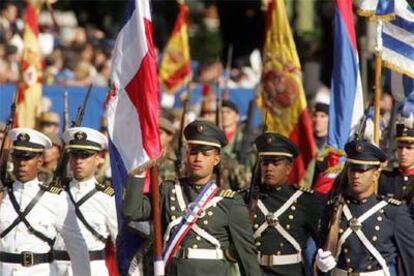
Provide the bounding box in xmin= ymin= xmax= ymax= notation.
xmin=313 ymin=0 xmax=364 ymax=194
xmin=106 ymin=0 xmax=161 ymax=275
xmin=358 ymin=0 xmax=395 ymax=19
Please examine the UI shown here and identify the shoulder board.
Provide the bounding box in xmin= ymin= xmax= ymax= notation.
xmin=294 ymin=184 xmax=314 ymax=194
xmin=218 ymin=189 xmax=236 ymax=198
xmin=95 ymin=182 xmax=115 ymax=196
xmin=38 ymin=182 xmax=63 ymax=194
xmin=387 ymin=197 xmax=402 ymax=206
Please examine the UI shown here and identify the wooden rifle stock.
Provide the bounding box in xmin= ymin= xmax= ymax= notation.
xmin=323 ymin=195 xmax=344 ymax=253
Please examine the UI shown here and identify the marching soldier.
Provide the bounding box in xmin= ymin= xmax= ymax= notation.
xmin=158 ymin=117 xmax=178 ymax=181
xmin=38 ymin=133 xmax=63 ymax=183
xmin=316 ymin=139 xmax=414 ymax=275
xmin=53 ymin=127 xmax=118 ymax=276
xmin=122 ymin=120 xmax=261 ymax=275
xmin=251 ymin=132 xmax=324 ymax=275
xmin=0 ymin=128 xmax=91 ymax=276
xmin=379 ymin=97 xmax=414 ymax=202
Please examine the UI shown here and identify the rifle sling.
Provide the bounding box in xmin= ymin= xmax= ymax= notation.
xmin=66 ymin=187 xmax=107 ymax=243
xmin=2 ymin=188 xmax=55 ymax=247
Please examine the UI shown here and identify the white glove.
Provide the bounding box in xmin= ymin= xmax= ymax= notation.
xmin=315 ymin=249 xmax=337 ymax=272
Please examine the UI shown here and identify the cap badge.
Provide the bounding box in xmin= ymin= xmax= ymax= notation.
xmin=74 ymin=131 xmax=87 ymax=141
xmin=196 ymin=124 xmax=204 ymax=134
xmin=356 ymin=143 xmax=363 ymax=153
xmin=266 ymin=137 xmax=272 ymax=145
xmin=17 ymin=133 xmax=29 ymax=142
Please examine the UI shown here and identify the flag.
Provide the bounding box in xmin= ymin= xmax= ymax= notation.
xmin=106 ymin=0 xmax=161 ymax=274
xmin=258 ymin=0 xmax=316 ymax=185
xmin=159 ymin=3 xmax=191 ymax=94
xmin=381 ymin=0 xmax=414 ymax=78
xmin=384 ymin=68 xmax=414 ymax=102
xmin=16 ymin=0 xmax=43 ymax=128
xmin=357 ymin=0 xmax=395 ymax=20
xmin=313 ymin=0 xmax=365 ymax=194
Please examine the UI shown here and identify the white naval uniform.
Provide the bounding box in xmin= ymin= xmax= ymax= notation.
xmin=0 ymin=178 xmax=91 ymax=276
xmin=54 ymin=177 xmax=118 ymax=276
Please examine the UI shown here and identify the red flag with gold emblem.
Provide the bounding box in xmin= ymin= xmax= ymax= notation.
xmin=159 ymin=2 xmax=191 ymax=93
xmin=258 ymin=0 xmax=316 ymax=185
xmin=16 ymin=0 xmax=43 ymax=128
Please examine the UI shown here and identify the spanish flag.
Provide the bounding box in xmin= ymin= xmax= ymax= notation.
xmin=16 ymin=0 xmax=43 ymax=128
xmin=258 ymin=0 xmax=316 ymax=185
xmin=159 ymin=2 xmax=191 ymax=93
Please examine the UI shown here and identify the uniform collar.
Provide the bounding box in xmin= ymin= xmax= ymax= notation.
xmin=345 ymin=193 xmax=376 ymax=205
xmin=71 ymin=176 xmax=96 ymax=191
xmin=398 ymin=167 xmax=414 ymax=176
xmin=14 ymin=177 xmax=40 ymax=191
xmin=261 ymin=182 xmax=289 ymax=193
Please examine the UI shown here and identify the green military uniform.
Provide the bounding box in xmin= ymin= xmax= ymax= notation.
xmin=221 ymin=100 xmax=256 ymax=191
xmin=122 ymin=120 xmax=261 ymax=276
xmin=251 ymin=132 xmax=324 ymax=276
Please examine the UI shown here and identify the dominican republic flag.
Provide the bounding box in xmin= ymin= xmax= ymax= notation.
xmin=106 ymin=0 xmax=161 ymax=275
xmin=313 ymin=0 xmax=364 ymax=194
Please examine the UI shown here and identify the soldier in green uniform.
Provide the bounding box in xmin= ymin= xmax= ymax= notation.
xmin=38 ymin=133 xmax=62 ymax=183
xmin=251 ymin=132 xmax=324 ymax=276
xmin=158 ymin=117 xmax=178 ymax=181
xmin=122 ymin=120 xmax=261 ymax=276
xmin=221 ymin=100 xmax=256 ymax=191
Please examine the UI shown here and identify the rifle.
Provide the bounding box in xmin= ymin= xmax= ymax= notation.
xmin=236 ymin=99 xmax=256 ymax=164
xmin=0 ymin=92 xmax=17 ymax=184
xmin=222 ymin=45 xmax=233 ymax=100
xmin=51 ymin=85 xmax=93 ymax=186
xmin=176 ymin=81 xmax=192 ymax=177
xmin=63 ymin=90 xmax=69 ymax=132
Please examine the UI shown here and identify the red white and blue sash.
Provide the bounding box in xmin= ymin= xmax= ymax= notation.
xmin=163 ymin=181 xmax=220 ymax=265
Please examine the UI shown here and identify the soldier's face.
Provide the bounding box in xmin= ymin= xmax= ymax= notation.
xmin=12 ymin=153 xmax=43 ymax=183
xmin=261 ymin=159 xmax=292 ymax=186
xmin=312 ymin=111 xmax=328 ymax=138
xmin=159 ymin=129 xmax=173 ymax=150
xmin=397 ymin=142 xmax=414 ymax=169
xmin=346 ymin=167 xmax=379 ymax=197
xmin=186 ymin=147 xmax=220 ymax=183
xmin=70 ymin=152 xmax=101 ymax=181
xmin=221 ymin=107 xmax=239 ymax=129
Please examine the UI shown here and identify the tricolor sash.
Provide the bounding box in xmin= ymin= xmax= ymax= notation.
xmin=163 ymin=181 xmax=220 ymax=265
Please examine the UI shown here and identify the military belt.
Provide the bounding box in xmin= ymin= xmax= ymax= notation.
xmin=333 ymin=268 xmax=387 ymax=276
xmin=0 ymin=251 xmax=53 ymax=267
xmin=54 ymin=249 xmax=105 ymax=261
xmin=257 ymin=252 xmax=302 ymax=266
xmin=175 ymin=247 xmax=224 ymax=260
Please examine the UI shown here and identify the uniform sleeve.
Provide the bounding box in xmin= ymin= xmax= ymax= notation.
xmin=393 ymin=204 xmax=414 ymax=275
xmin=54 ymin=193 xmax=91 ymax=276
xmin=306 ymin=193 xmax=325 ymax=241
xmin=121 ymin=175 xmax=152 ymax=221
xmin=228 ymin=196 xmax=262 ymax=276
xmin=105 ymin=195 xmax=118 ymax=244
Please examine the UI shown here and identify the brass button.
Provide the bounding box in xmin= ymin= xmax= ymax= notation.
xmin=171 ymin=206 xmax=176 ymax=211
xmin=196 ymin=236 xmax=201 ymax=241
xmin=375 ymin=225 xmax=380 ymax=231
xmin=346 ymin=258 xmax=351 ymax=263
xmin=348 ymin=268 xmax=353 ymax=273
xmin=367 ymin=265 xmax=372 ymax=270
xmin=343 ymin=248 xmax=348 ymax=253
xmin=379 ymin=209 xmax=384 ymax=214
xmin=280 ymin=242 xmax=284 ymax=247
xmin=207 ymin=211 xmax=213 ymax=216
xmin=256 ymin=241 xmax=261 ymax=246
xmin=403 ymin=186 xmax=407 ymax=190
xmin=286 ymin=224 xmax=291 ymax=230
xmin=377 ymin=216 xmax=382 ymax=221
xmin=170 ymin=196 xmax=176 ymax=201
xmin=203 ymin=220 xmax=208 ymax=225
xmin=288 ymin=215 xmax=294 ymax=220
xmin=276 ymin=251 xmax=281 ymax=255
xmin=253 ymin=214 xmax=257 ymax=218
xmin=171 ymin=216 xmax=177 ymax=220
xmin=192 ymin=244 xmax=198 ymax=249
xmin=372 ymin=236 xmax=377 ymax=242
xmin=172 ymin=189 xmax=176 ymax=194
xmin=254 ymin=224 xmax=259 ymax=229
xmin=339 ymin=228 xmax=344 ymax=234
xmin=291 ymin=206 xmax=296 ymax=211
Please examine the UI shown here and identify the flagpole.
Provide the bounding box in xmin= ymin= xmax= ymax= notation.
xmin=150 ymin=166 xmax=164 ymax=276
xmin=374 ymin=53 xmax=382 ymax=145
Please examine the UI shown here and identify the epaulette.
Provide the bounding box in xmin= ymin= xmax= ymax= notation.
xmin=38 ymin=182 xmax=63 ymax=194
xmin=294 ymin=184 xmax=314 ymax=194
xmin=95 ymin=182 xmax=115 ymax=196
xmin=218 ymin=189 xmax=236 ymax=198
xmin=387 ymin=197 xmax=402 ymax=206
